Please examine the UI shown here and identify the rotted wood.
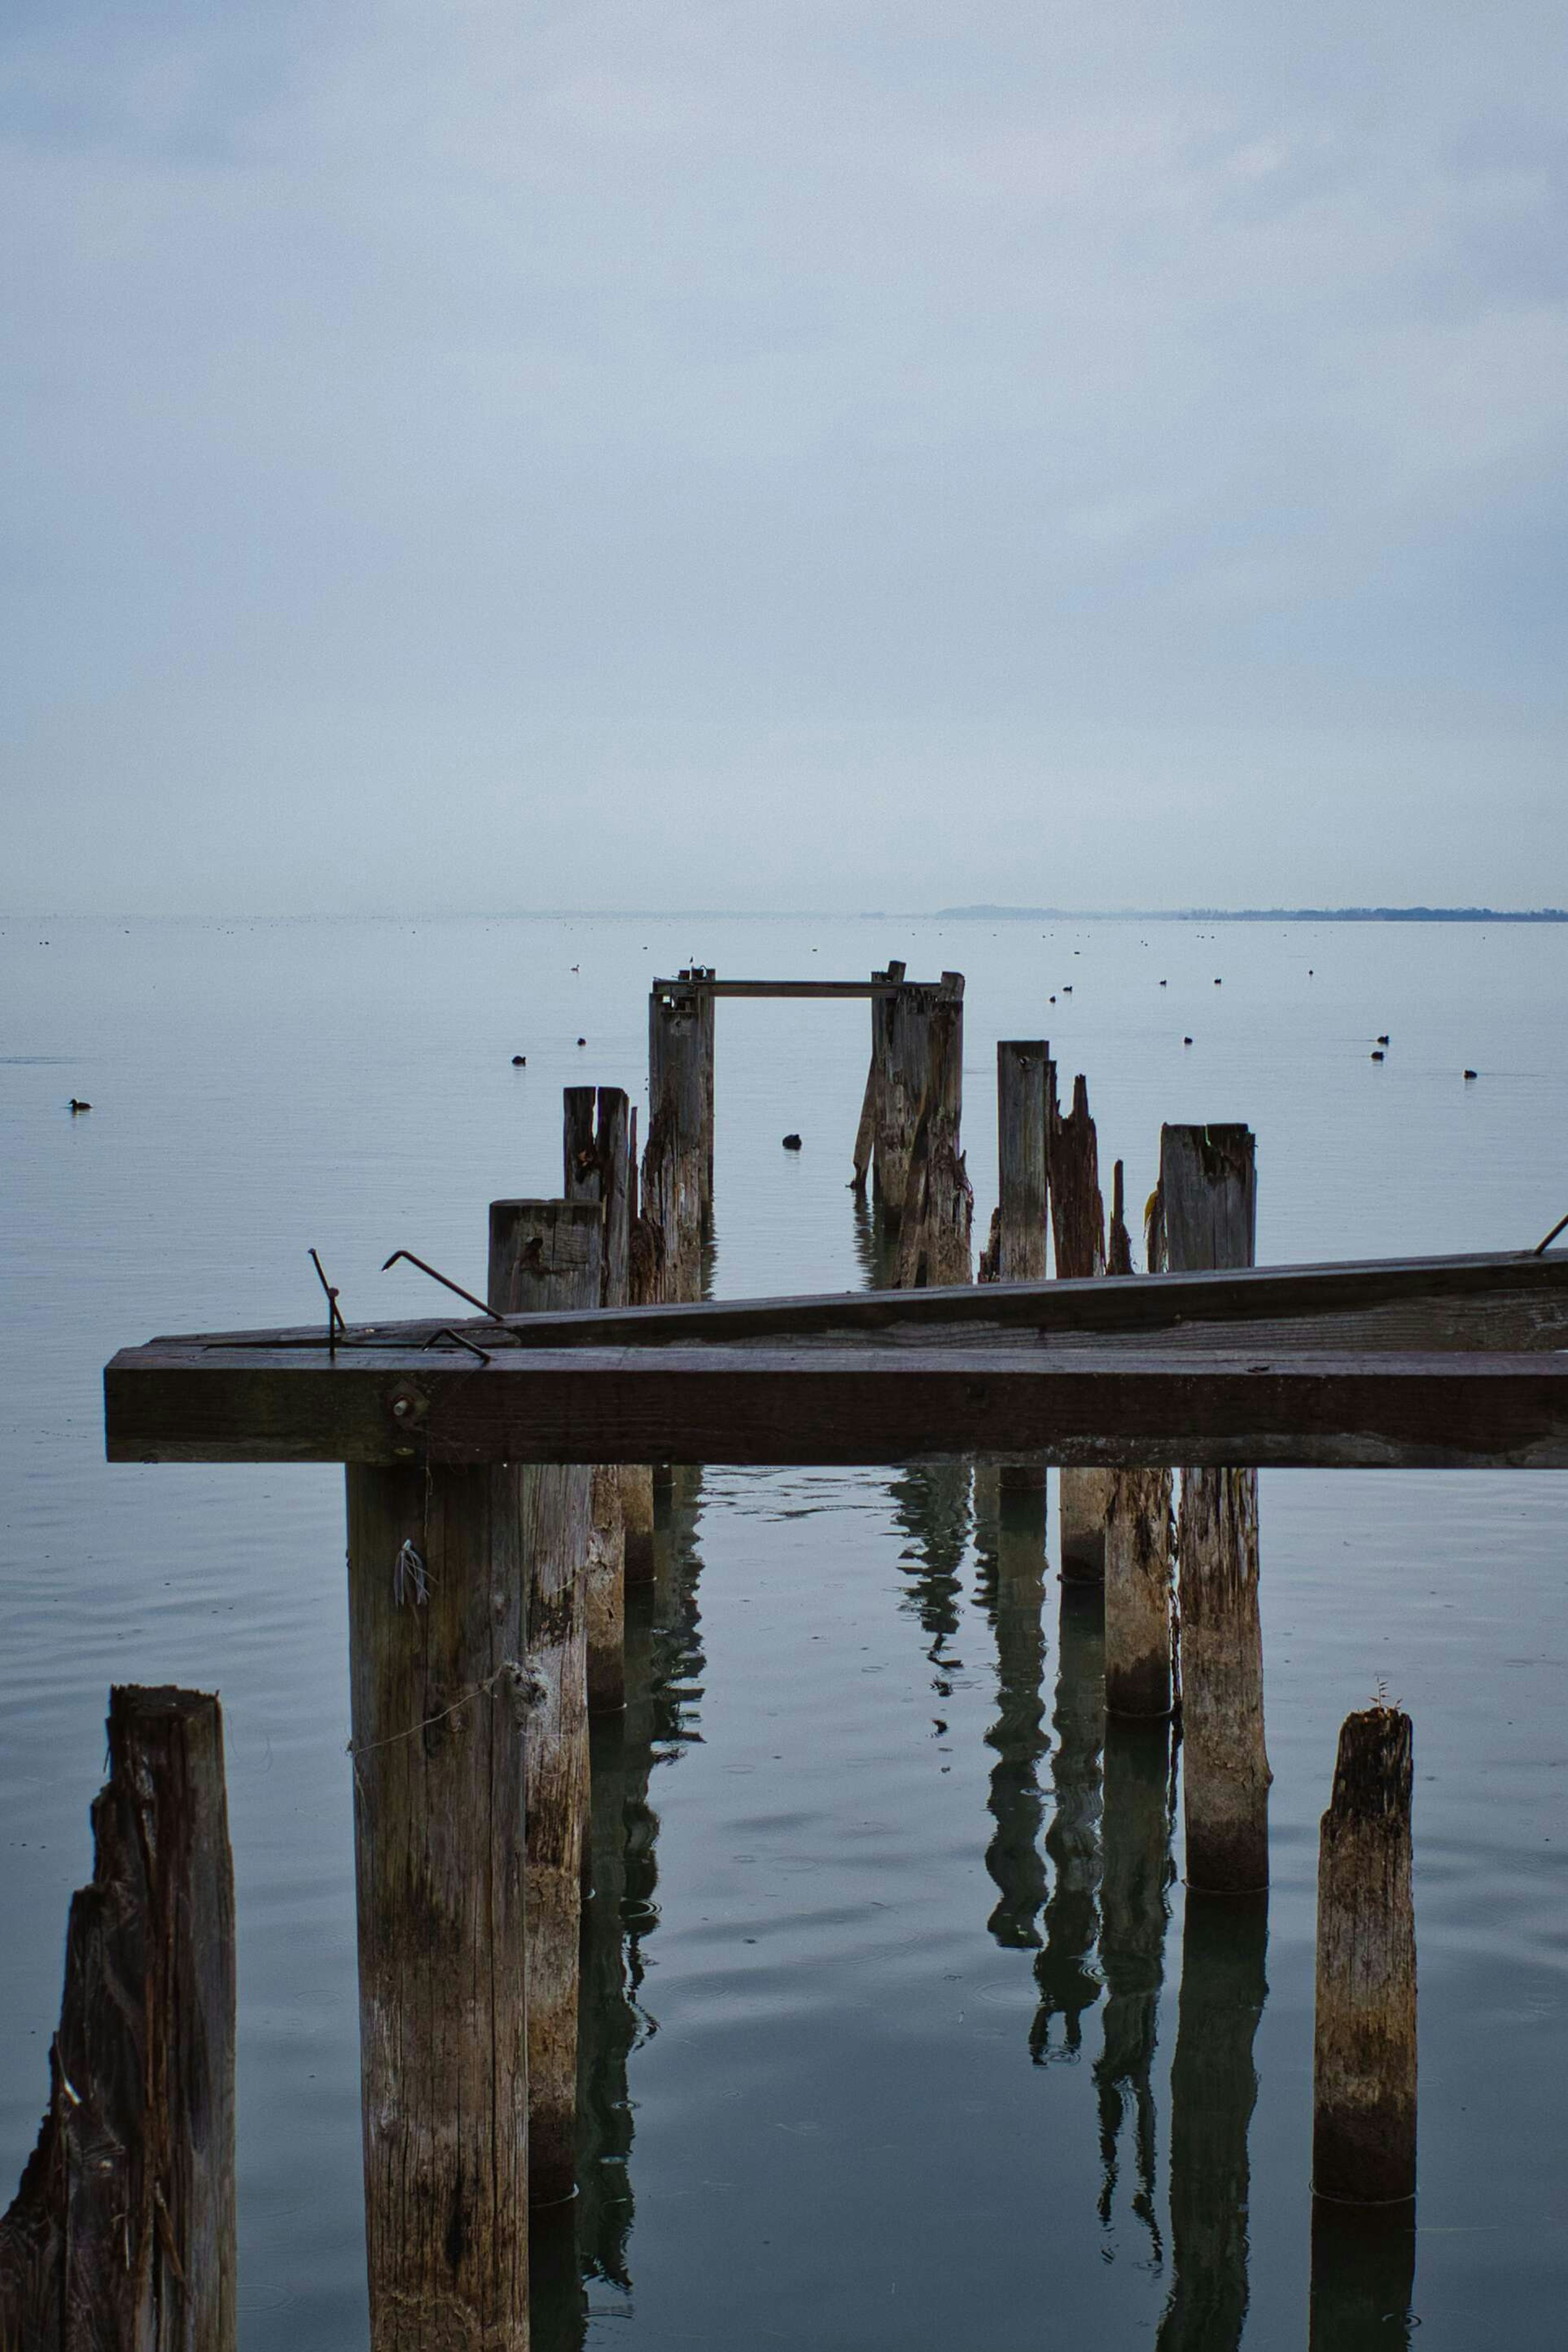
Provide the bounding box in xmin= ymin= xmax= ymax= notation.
xmin=345 ymin=1463 xmax=532 ymax=2338
xmin=0 ymin=1686 xmax=236 ymax=2352
xmin=895 ymin=982 xmax=972 ymax=1288
xmin=1051 ymin=1069 xmax=1109 ymax=1577
xmin=644 ymin=989 xmax=706 ymax=1301
xmin=1163 ymin=1123 xmax=1271 ymax=1892
xmin=488 ymin=1202 xmax=601 ymax=2204
xmin=1105 ymin=1160 xmax=1176 ymax=1715
xmin=996 ymin=1040 xmax=1050 ymax=1283
xmin=875 ymin=966 xmax=928 ymax=1224
xmin=1313 ymin=1707 xmax=1417 ymax=2205
xmin=851 ymin=963 xmax=900 ymax=1195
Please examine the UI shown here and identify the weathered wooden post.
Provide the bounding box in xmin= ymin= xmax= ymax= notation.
xmin=1051 ymin=1069 xmax=1109 ymax=1577
xmin=895 ymin=977 xmax=972 ymax=1287
xmin=1160 ymin=1123 xmax=1272 ymax=1892
xmin=874 ymin=966 xmax=929 ymax=1225
xmin=991 ymin=1038 xmax=1050 ymax=1280
xmin=1313 ymin=1707 xmax=1417 ymax=2206
xmin=346 ymin=1462 xmax=534 ymax=2334
xmin=564 ymin=1085 xmax=646 ymax=1630
xmin=488 ymin=1198 xmax=601 ymax=2210
xmin=644 ymin=984 xmax=706 ymax=1301
xmin=1105 ymin=1161 xmax=1176 ymax=1716
xmin=0 ymin=1686 xmax=236 ymax=2350
xmin=851 ymin=963 xmax=901 ymax=1194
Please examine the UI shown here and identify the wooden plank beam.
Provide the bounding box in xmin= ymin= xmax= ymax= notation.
xmin=105 ymin=1342 xmax=1568 ymax=1469
xmin=651 ymin=978 xmax=920 ymax=999
xmin=147 ymin=1249 xmax=1568 ymax=1358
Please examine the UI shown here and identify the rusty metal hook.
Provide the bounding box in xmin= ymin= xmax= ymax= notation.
xmin=381 ymin=1250 xmax=509 ymax=1325
xmin=308 ymin=1248 xmax=347 ymax=1353
xmin=419 ymin=1326 xmax=493 ymax=1365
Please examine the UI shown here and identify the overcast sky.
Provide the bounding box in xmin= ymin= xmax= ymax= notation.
xmin=5 ymin=2 xmax=1566 ymax=913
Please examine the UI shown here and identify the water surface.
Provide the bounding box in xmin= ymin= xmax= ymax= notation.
xmin=1 ymin=912 xmax=1564 ymax=2347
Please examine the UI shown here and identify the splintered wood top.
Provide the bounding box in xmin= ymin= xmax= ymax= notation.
xmin=105 ymin=1249 xmax=1568 ymax=1469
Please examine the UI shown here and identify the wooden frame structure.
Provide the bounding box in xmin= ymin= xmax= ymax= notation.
xmin=109 ymin=1247 xmax=1568 ymax=1470
xmin=98 ymin=1241 xmax=1568 ymax=2346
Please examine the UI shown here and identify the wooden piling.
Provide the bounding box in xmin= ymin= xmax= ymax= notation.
xmin=895 ymin=979 xmax=972 ymax=1287
xmin=873 ymin=964 xmax=924 ymax=1224
xmin=1313 ymin=1707 xmax=1417 ymax=2207
xmin=564 ymin=1088 xmax=648 ymax=1611
xmin=851 ymin=963 xmax=899 ymax=1195
xmin=1051 ymin=1069 xmax=1109 ymax=1577
xmin=488 ymin=1198 xmax=601 ymax=2207
xmin=1104 ymin=1160 xmax=1176 ymax=1715
xmin=645 ymin=987 xmax=706 ymax=1301
xmin=996 ymin=1040 xmax=1050 ymax=1281
xmin=0 ymin=1686 xmax=236 ymax=2351
xmin=345 ymin=1464 xmax=533 ymax=2333
xmin=1161 ymin=1123 xmax=1271 ymax=1892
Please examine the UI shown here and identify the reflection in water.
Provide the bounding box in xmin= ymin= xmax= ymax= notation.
xmin=543 ymin=1468 xmax=706 ymax=2344
xmin=1157 ymin=1893 xmax=1269 ymax=2352
xmin=851 ymin=1191 xmax=901 ymax=1291
xmin=1095 ymin=1718 xmax=1175 ymax=2260
xmin=1309 ymin=2198 xmax=1417 ymax=2351
xmin=972 ymin=1476 xmax=1049 ymax=1950
xmin=1031 ymin=1579 xmax=1105 ymax=2061
xmin=889 ymin=1462 xmax=974 ymax=1704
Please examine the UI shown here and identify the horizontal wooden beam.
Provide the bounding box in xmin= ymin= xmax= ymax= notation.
xmin=105 ymin=1342 xmax=1568 ymax=1469
xmin=651 ymin=978 xmax=924 ymax=999
xmin=146 ymin=1250 xmax=1568 ymax=1359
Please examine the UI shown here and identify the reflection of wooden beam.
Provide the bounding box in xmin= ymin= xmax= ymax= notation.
xmin=106 ymin=1340 xmax=1568 ymax=1468
xmin=146 ymin=1247 xmax=1568 ymax=1357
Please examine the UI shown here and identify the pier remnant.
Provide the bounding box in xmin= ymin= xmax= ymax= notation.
xmin=852 ymin=962 xmax=904 ymax=1196
xmin=488 ymin=1198 xmax=601 ymax=2205
xmin=895 ymin=977 xmax=972 ymax=1286
xmin=644 ymin=984 xmax=707 ymax=1302
xmin=1105 ymin=1160 xmax=1176 ymax=1716
xmin=994 ymin=1040 xmax=1050 ymax=1281
xmin=1161 ymin=1123 xmax=1272 ymax=1891
xmin=1313 ymin=1706 xmax=1417 ymax=2206
xmin=1051 ymin=1070 xmax=1109 ymax=1576
xmin=564 ymin=1087 xmax=649 ymax=1603
xmin=346 ymin=1462 xmax=532 ymax=2334
xmin=0 ymin=1686 xmax=236 ymax=2352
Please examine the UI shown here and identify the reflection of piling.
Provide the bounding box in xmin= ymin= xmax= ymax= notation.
xmin=1160 ymin=1124 xmax=1271 ymax=1892
xmin=345 ymin=1463 xmax=532 ymax=2335
xmin=1031 ymin=1577 xmax=1105 ymax=2060
xmin=489 ymin=1199 xmax=601 ymax=2209
xmin=1051 ymin=1070 xmax=1109 ymax=1578
xmin=576 ymin=1468 xmax=708 ymax=2304
xmin=1094 ymin=1716 xmax=1174 ymax=2252
xmin=1313 ymin=1708 xmax=1417 ymax=2206
xmin=1309 ymin=2199 xmax=1417 ymax=2351
xmin=0 ymin=1687 xmax=236 ymax=2348
xmin=974 ymin=1479 xmax=1049 ymax=1949
xmin=895 ymin=979 xmax=973 ymax=1286
xmin=1157 ymin=1891 xmax=1269 ymax=2352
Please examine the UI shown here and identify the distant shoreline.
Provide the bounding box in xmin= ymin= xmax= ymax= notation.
xmin=929 ymin=904 xmax=1568 ymax=923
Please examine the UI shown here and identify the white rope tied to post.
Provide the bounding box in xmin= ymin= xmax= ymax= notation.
xmin=392 ymin=1538 xmax=431 ymax=1607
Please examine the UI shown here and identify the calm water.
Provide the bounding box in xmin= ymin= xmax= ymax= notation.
xmin=2 ymin=911 xmax=1566 ymax=2348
